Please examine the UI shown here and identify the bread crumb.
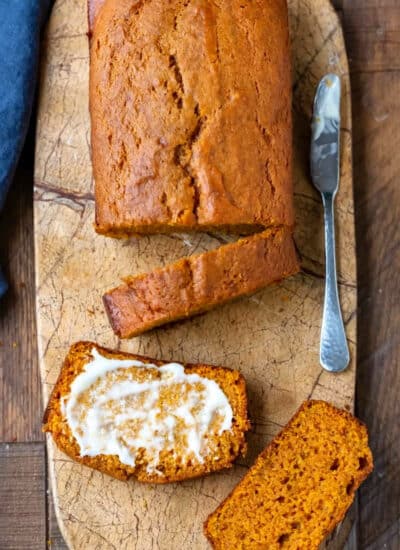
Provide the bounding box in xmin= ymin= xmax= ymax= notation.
xmin=205 ymin=400 xmax=373 ymax=549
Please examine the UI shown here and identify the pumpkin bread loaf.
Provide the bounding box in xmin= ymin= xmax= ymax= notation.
xmin=90 ymin=0 xmax=293 ymax=236
xmin=205 ymin=400 xmax=373 ymax=549
xmin=103 ymin=226 xmax=299 ymax=338
xmin=43 ymin=342 xmax=250 ymax=483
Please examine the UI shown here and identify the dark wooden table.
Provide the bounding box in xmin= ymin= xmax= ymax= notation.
xmin=0 ymin=2 xmax=399 ymax=548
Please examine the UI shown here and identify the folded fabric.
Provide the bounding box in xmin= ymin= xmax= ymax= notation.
xmin=0 ymin=0 xmax=52 ymax=297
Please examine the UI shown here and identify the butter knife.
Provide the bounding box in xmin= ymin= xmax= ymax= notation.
xmin=310 ymin=74 xmax=350 ymax=373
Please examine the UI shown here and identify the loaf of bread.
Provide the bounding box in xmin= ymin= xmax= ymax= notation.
xmin=205 ymin=400 xmax=373 ymax=549
xmin=90 ymin=0 xmax=293 ymax=236
xmin=43 ymin=342 xmax=250 ymax=483
xmin=103 ymin=227 xmax=299 ymax=338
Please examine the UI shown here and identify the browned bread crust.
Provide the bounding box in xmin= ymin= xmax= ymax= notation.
xmin=204 ymin=400 xmax=373 ymax=549
xmin=90 ymin=0 xmax=293 ymax=236
xmin=43 ymin=341 xmax=250 ymax=483
xmin=103 ymin=226 xmax=299 ymax=338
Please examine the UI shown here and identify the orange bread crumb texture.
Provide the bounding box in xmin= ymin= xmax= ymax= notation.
xmin=205 ymin=400 xmax=373 ymax=549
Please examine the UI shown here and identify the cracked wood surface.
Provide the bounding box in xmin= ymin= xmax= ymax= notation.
xmin=34 ymin=1 xmax=356 ymax=548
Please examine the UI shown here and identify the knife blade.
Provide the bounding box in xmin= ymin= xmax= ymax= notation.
xmin=311 ymin=74 xmax=341 ymax=194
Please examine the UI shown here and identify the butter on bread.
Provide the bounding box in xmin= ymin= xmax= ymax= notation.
xmin=43 ymin=342 xmax=250 ymax=483
xmin=205 ymin=400 xmax=373 ymax=549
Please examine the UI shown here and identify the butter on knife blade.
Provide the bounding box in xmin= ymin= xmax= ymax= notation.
xmin=310 ymin=74 xmax=341 ymax=195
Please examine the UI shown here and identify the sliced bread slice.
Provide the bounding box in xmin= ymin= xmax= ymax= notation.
xmin=103 ymin=227 xmax=299 ymax=338
xmin=205 ymin=400 xmax=373 ymax=549
xmin=44 ymin=341 xmax=250 ymax=483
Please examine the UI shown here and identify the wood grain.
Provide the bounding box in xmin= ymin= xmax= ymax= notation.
xmin=342 ymin=4 xmax=400 ymax=73
xmin=0 ymin=443 xmax=46 ymax=550
xmin=341 ymin=3 xmax=400 ymax=548
xmin=33 ymin=1 xmax=357 ymax=548
xmin=0 ymin=168 xmax=42 ymax=442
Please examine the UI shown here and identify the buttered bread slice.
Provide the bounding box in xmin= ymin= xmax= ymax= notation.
xmin=43 ymin=342 xmax=250 ymax=483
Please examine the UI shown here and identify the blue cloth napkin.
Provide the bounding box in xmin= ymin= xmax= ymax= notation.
xmin=0 ymin=0 xmax=52 ymax=297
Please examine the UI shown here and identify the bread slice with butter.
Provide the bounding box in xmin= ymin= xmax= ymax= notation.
xmin=43 ymin=341 xmax=250 ymax=483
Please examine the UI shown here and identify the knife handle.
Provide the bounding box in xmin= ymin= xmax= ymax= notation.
xmin=320 ymin=192 xmax=350 ymax=372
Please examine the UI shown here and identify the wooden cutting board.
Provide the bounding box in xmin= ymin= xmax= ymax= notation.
xmin=34 ymin=1 xmax=356 ymax=548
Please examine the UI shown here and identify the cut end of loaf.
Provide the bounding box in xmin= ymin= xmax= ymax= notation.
xmin=204 ymin=400 xmax=373 ymax=549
